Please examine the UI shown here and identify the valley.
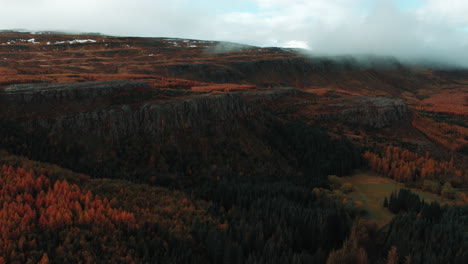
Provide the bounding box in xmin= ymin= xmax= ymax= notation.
xmin=0 ymin=31 xmax=467 ymax=263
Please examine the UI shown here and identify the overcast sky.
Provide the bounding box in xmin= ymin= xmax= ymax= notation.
xmin=1 ymin=0 xmax=468 ymax=65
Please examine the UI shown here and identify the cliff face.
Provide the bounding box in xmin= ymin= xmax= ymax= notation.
xmin=0 ymin=81 xmax=301 ymax=181
xmin=0 ymin=81 xmax=153 ymax=118
xmin=1 ymin=80 xmax=407 ymax=144
xmin=0 ymin=80 xmax=409 ymax=148
xmin=20 ymin=92 xmax=251 ymax=141
xmin=1 ymin=81 xmax=297 ymax=142
xmin=317 ymin=97 xmax=409 ymax=128
xmin=3 ymin=81 xmax=150 ymax=104
xmin=0 ymin=80 xmax=408 ymax=182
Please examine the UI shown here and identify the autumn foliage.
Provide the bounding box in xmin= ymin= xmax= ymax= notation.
xmin=191 ymin=83 xmax=256 ymax=93
xmin=364 ymin=146 xmax=465 ymax=185
xmin=0 ymin=165 xmax=136 ymax=263
xmin=412 ymin=112 xmax=468 ymax=152
xmin=416 ymin=88 xmax=468 ymax=116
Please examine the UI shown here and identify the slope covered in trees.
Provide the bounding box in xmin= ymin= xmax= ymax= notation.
xmin=382 ymin=189 xmax=468 ymax=264
xmin=0 ymin=117 xmax=364 ymax=263
xmin=1 ymin=147 xmax=466 ymax=263
xmin=0 ymin=165 xmax=137 ymax=263
xmin=0 ymin=151 xmax=358 ymax=263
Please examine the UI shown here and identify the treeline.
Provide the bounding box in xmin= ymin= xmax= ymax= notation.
xmin=0 ymin=153 xmax=227 ymax=263
xmin=383 ymin=189 xmax=468 ymax=264
xmin=0 ymin=162 xmax=222 ymax=264
xmin=0 ymin=118 xmax=282 ymax=184
xmin=0 ymin=165 xmax=138 ymax=263
xmin=1 ymin=150 xmax=467 ymax=263
xmin=185 ymin=121 xmax=363 ymax=263
xmin=364 ymin=146 xmax=464 ymax=183
xmin=266 ymin=121 xmax=361 ymax=184
xmin=0 ymin=118 xmax=361 ymax=188
xmin=193 ymin=178 xmax=354 ymax=264
xmin=364 ymin=146 xmax=466 ymax=199
xmin=326 ymin=189 xmax=468 ymax=264
xmin=384 ymin=189 xmax=443 ymax=220
xmin=5 ymin=112 xmax=467 ymax=263
xmin=0 ymin=162 xmax=358 ymax=263
xmin=0 ymin=118 xmax=364 ymax=263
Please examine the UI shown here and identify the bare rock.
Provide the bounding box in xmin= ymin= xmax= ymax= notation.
xmin=319 ymin=97 xmax=409 ymax=128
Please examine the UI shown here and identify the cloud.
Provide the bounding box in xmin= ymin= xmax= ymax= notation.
xmin=307 ymin=0 xmax=468 ymax=66
xmin=416 ymin=0 xmax=468 ymax=26
xmin=0 ymin=0 xmax=467 ymax=66
xmin=0 ymin=0 xmax=204 ymax=37
xmin=282 ymin=40 xmax=310 ymax=49
xmin=220 ymin=0 xmax=468 ymax=66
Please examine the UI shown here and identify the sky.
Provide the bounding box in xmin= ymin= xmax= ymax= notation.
xmin=1 ymin=0 xmax=468 ymax=65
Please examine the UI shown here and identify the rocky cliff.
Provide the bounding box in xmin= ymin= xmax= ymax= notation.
xmin=1 ymin=81 xmax=298 ymax=141
xmin=318 ymin=97 xmax=409 ymax=128
xmin=0 ymin=80 xmax=414 ymax=183
xmin=0 ymin=81 xmax=300 ymax=181
xmin=2 ymin=80 xmax=150 ymax=104
xmin=20 ymin=92 xmax=251 ymax=141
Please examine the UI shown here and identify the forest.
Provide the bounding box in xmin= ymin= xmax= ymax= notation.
xmin=364 ymin=146 xmax=467 ymax=202
xmin=0 ymin=118 xmax=467 ymax=263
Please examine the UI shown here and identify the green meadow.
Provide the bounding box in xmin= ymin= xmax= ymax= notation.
xmin=337 ymin=171 xmax=450 ymax=226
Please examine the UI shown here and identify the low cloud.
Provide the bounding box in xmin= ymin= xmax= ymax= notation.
xmin=1 ymin=0 xmax=468 ymax=66
xmin=306 ymin=0 xmax=468 ymax=66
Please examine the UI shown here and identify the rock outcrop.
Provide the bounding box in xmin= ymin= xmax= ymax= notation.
xmin=0 ymin=81 xmax=299 ymax=180
xmin=319 ymin=97 xmax=409 ymax=128
xmin=22 ymin=92 xmax=250 ymax=141
xmin=1 ymin=81 xmax=296 ymax=142
xmin=2 ymin=80 xmax=150 ymax=104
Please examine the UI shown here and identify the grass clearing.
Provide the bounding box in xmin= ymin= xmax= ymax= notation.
xmin=337 ymin=171 xmax=450 ymax=226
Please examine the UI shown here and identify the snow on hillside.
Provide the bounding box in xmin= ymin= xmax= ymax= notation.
xmin=55 ymin=39 xmax=97 ymax=44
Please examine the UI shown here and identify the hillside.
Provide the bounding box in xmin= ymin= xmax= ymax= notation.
xmin=0 ymin=32 xmax=467 ymax=263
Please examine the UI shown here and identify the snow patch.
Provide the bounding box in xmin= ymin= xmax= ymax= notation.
xmin=27 ymin=38 xmax=40 ymax=44
xmin=55 ymin=39 xmax=97 ymax=44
